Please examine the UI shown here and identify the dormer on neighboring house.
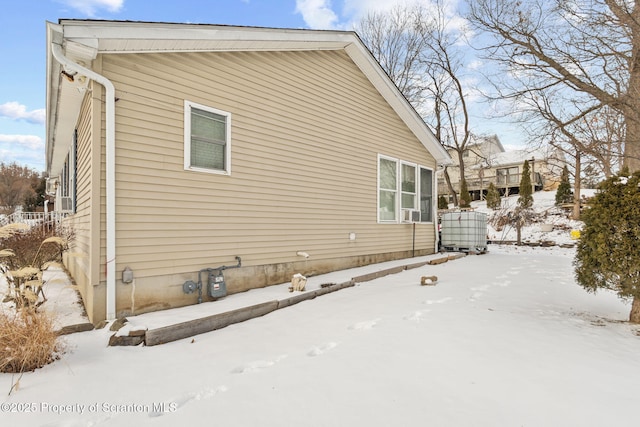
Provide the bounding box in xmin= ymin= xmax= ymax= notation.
xmin=456 ymin=134 xmax=505 ymax=168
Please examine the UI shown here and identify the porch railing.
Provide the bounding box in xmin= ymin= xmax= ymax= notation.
xmin=438 ymin=172 xmax=543 ymax=194
xmin=0 ymin=211 xmax=70 ymax=232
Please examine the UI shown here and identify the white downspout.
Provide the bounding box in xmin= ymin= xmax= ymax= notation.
xmin=434 ymin=164 xmax=446 ymax=253
xmin=51 ymin=43 xmax=117 ymax=320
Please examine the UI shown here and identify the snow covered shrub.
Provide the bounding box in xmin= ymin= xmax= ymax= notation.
xmin=488 ymin=211 xmax=510 ymax=231
xmin=574 ymin=170 xmax=640 ymax=323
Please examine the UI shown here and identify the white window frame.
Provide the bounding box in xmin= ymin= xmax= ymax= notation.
xmin=184 ymin=100 xmax=231 ymax=175
xmin=419 ymin=166 xmax=434 ymax=223
xmin=378 ymin=154 xmax=399 ymax=223
xmin=400 ymin=161 xmax=418 ymax=210
xmin=378 ymin=154 xmax=436 ymax=224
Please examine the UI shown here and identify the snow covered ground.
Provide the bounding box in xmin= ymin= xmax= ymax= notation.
xmin=2 ymin=190 xmax=640 ymax=426
xmin=476 ymin=188 xmax=593 ymax=245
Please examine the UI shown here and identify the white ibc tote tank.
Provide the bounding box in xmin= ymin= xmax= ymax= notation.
xmin=440 ymin=211 xmax=488 ymax=253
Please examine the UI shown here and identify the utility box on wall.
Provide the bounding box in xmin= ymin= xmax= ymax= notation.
xmin=208 ymin=270 xmax=227 ymax=299
xmin=440 ymin=211 xmax=488 ymax=253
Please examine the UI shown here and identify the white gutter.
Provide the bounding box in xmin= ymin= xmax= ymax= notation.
xmin=51 ymin=43 xmax=117 ymax=320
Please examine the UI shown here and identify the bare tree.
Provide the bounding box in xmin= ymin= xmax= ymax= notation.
xmin=421 ymin=1 xmax=474 ymax=206
xmin=427 ymin=70 xmax=460 ymax=206
xmin=0 ymin=163 xmax=40 ymax=214
xmin=356 ymin=3 xmax=433 ymax=107
xmin=573 ymin=106 xmax=625 ymax=179
xmin=511 ymin=83 xmax=624 ymax=217
xmin=532 ymin=95 xmax=608 ymax=219
xmin=467 ymin=0 xmax=640 ymax=172
xmin=356 ymin=0 xmax=475 ymax=206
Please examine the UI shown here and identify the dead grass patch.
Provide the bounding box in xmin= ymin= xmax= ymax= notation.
xmin=0 ymin=309 xmax=63 ymax=374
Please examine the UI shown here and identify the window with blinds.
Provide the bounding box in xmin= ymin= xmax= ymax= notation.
xmin=184 ymin=101 xmax=231 ymax=174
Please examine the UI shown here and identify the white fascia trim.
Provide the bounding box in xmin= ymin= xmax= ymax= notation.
xmin=59 ymin=20 xmax=355 ymax=44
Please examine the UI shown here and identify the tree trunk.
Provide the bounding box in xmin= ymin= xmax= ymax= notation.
xmin=624 ymin=2 xmax=640 ymax=174
xmin=443 ymin=167 xmax=459 ymax=207
xmin=457 ymin=149 xmax=466 ymax=191
xmin=530 ymin=158 xmax=535 ymax=195
xmin=630 ymin=296 xmax=640 ymax=323
xmin=622 ymin=84 xmax=640 ymax=172
xmin=573 ymin=152 xmax=581 ymax=220
xmin=515 ymin=210 xmax=523 ymax=245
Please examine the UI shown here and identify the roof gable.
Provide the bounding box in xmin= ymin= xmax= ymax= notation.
xmin=46 ymin=20 xmax=452 ymax=173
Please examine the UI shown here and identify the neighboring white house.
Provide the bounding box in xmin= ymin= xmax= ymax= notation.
xmin=438 ymin=134 xmax=566 ymax=201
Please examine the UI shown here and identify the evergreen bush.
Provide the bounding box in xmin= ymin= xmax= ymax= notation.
xmin=518 ymin=160 xmax=533 ymax=209
xmin=555 ymin=165 xmax=573 ymax=205
xmin=438 ymin=195 xmax=449 ymax=210
xmin=574 ymin=170 xmax=640 ymax=323
xmin=485 ymin=182 xmax=501 ymax=210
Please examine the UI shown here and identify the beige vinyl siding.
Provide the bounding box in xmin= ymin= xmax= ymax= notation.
xmin=100 ymin=49 xmax=436 ymax=281
xmin=63 ymin=88 xmax=99 ymax=319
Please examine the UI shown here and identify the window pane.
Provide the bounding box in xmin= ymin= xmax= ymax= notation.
xmin=191 ymin=140 xmax=224 ymax=170
xmin=380 ymin=158 xmax=397 ymax=190
xmin=190 ymin=107 xmax=226 ymax=170
xmin=420 ymin=168 xmax=433 ymax=222
xmin=508 ymin=167 xmax=519 ymax=184
xmin=402 ymin=193 xmax=416 ymax=209
xmin=192 ymin=109 xmax=226 ymax=142
xmin=512 ymin=167 xmax=520 ymax=183
xmin=401 ymin=163 xmax=416 ymax=209
xmin=497 ymin=169 xmax=506 ymax=185
xmin=379 ymin=190 xmax=396 ymax=221
xmin=401 ymin=164 xmax=416 ymax=192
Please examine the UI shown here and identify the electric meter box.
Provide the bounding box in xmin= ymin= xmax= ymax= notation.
xmin=208 ymin=270 xmax=227 ymax=298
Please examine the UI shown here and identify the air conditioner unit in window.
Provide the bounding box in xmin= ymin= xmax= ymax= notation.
xmin=60 ymin=197 xmax=73 ymax=212
xmin=401 ymin=209 xmax=420 ymax=223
